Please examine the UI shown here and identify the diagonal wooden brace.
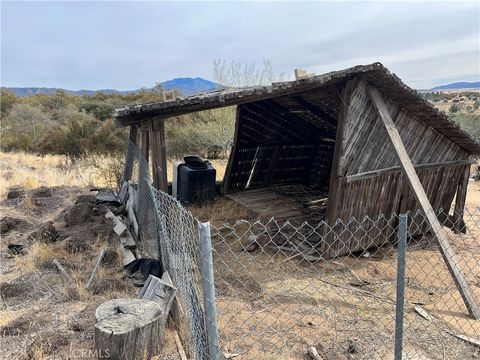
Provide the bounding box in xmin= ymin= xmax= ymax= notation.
xmin=367 ymin=85 xmax=480 ymax=319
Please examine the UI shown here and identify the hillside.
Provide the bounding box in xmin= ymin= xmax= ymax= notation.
xmin=4 ymin=77 xmax=219 ymax=97
xmin=432 ymin=81 xmax=480 ymax=90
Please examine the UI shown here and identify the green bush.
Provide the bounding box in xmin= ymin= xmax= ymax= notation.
xmin=80 ymin=102 xmax=115 ymax=121
xmin=449 ymin=113 xmax=480 ymax=141
xmin=38 ymin=109 xmax=126 ymax=161
xmin=166 ymin=107 xmax=235 ymax=159
xmin=1 ymin=103 xmax=52 ymax=151
xmin=1 ymin=89 xmax=19 ymax=116
xmin=449 ymin=103 xmax=461 ymax=113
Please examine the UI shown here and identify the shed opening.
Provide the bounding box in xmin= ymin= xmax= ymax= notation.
xmin=222 ymin=88 xmax=341 ymax=224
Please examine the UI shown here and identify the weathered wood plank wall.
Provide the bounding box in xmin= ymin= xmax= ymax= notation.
xmin=324 ymin=80 xmax=471 ymax=257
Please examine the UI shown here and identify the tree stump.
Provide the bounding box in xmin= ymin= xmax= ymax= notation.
xmin=95 ymin=299 xmax=165 ymax=360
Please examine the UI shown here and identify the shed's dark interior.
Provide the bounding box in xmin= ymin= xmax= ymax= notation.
xmin=223 ymin=86 xmax=342 ymax=223
xmin=224 ymin=88 xmax=341 ymax=192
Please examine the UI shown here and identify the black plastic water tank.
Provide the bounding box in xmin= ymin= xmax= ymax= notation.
xmin=177 ymin=156 xmax=216 ymax=205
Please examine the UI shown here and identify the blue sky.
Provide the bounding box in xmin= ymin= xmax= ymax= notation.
xmin=1 ymin=1 xmax=479 ymax=90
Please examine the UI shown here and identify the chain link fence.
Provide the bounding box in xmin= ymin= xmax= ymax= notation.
xmin=122 ymin=140 xmax=479 ymax=359
xmin=209 ymin=209 xmax=479 ymax=359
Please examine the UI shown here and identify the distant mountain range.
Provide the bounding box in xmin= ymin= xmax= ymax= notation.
xmin=5 ymin=78 xmax=479 ymax=97
xmin=431 ymin=81 xmax=480 ymax=90
xmin=4 ymin=77 xmax=219 ymax=97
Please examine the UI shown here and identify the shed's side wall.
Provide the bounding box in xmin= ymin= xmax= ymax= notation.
xmin=324 ymin=80 xmax=470 ymax=257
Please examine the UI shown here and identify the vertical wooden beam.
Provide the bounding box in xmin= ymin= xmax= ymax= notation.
xmin=123 ymin=125 xmax=138 ymax=182
xmin=129 ymin=124 xmax=139 ymax=145
xmin=326 ymin=81 xmax=352 ymax=224
xmin=453 ymin=164 xmax=470 ymax=233
xmin=367 ymin=84 xmax=480 ymax=319
xmin=265 ymin=146 xmax=282 ymax=185
xmin=139 ymin=126 xmax=150 ymax=164
xmin=150 ymin=118 xmax=168 ymax=192
xmin=222 ymin=105 xmax=242 ymax=194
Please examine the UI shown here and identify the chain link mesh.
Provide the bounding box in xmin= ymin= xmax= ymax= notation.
xmin=209 ymin=209 xmax=479 ymax=359
xmin=123 ymin=140 xmax=479 ymax=359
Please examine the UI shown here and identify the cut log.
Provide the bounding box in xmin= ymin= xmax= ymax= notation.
xmin=95 ymin=299 xmax=165 ymax=360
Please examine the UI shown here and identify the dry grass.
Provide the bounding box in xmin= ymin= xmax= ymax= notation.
xmin=14 ymin=242 xmax=68 ymax=274
xmin=0 ymin=151 xmax=118 ymax=198
xmin=0 ymin=151 xmax=229 ymax=199
xmin=166 ymin=158 xmax=228 ymax=182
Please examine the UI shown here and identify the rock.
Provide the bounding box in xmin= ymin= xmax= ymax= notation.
xmin=94 ymin=299 xmax=165 ymax=360
xmin=65 ymin=202 xmax=92 ymax=226
xmin=32 ymin=187 xmax=52 ymax=198
xmin=7 ymin=188 xmax=25 ymax=200
xmin=1 ymin=216 xmax=30 ymax=234
xmin=75 ymin=194 xmax=97 ymax=204
xmin=34 ymin=221 xmax=59 ymax=243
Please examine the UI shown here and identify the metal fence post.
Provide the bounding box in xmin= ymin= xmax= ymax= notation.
xmin=394 ymin=214 xmax=408 ymax=360
xmin=199 ymin=222 xmax=220 ymax=360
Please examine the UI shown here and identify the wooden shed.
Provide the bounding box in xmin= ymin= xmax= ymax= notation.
xmin=115 ymin=62 xmax=480 ymax=318
xmin=115 ymin=63 xmax=479 ymax=228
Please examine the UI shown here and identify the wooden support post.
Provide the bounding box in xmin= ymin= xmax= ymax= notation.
xmin=326 ymin=81 xmax=351 ymax=224
xmin=123 ymin=125 xmax=139 ymax=182
xmin=453 ymin=165 xmax=470 ymax=234
xmin=129 ymin=124 xmax=139 ymax=145
xmin=222 ymin=105 xmax=242 ymax=194
xmin=150 ymin=118 xmax=168 ymax=192
xmin=367 ymin=85 xmax=480 ymax=319
xmin=139 ymin=126 xmax=150 ymax=164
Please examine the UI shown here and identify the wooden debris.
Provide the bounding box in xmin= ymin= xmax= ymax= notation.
xmin=118 ymin=181 xmax=129 ymax=204
xmin=305 ymin=346 xmax=321 ymax=359
xmin=122 ymin=248 xmax=136 ymax=266
xmin=224 ymin=352 xmax=240 ymax=359
xmin=105 ymin=210 xmax=127 ymax=236
xmin=174 ymin=331 xmax=188 ymax=360
xmin=52 ymin=259 xmax=79 ymax=299
xmin=126 ymin=186 xmax=139 ymax=238
xmin=86 ymin=249 xmax=107 ymax=290
xmin=120 ymin=230 xmax=136 ymax=249
xmin=446 ymin=330 xmax=480 ymax=348
xmin=139 ymin=274 xmax=176 ymax=322
xmin=95 ymin=299 xmax=165 ymax=360
xmin=413 ymin=305 xmax=432 ymax=321
xmin=242 ymin=235 xmax=259 ymax=252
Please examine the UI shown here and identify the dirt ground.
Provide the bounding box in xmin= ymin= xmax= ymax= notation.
xmin=0 ymin=186 xmax=181 ymax=359
xmin=1 ymin=171 xmax=479 ymax=359
xmin=196 ymin=181 xmax=480 ymax=359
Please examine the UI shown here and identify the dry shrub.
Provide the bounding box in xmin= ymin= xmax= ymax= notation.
xmin=189 ymin=197 xmax=253 ymax=224
xmin=15 ymin=242 xmax=67 ymax=274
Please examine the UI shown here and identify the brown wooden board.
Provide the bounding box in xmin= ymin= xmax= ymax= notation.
xmin=367 ymin=84 xmax=480 ymax=320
